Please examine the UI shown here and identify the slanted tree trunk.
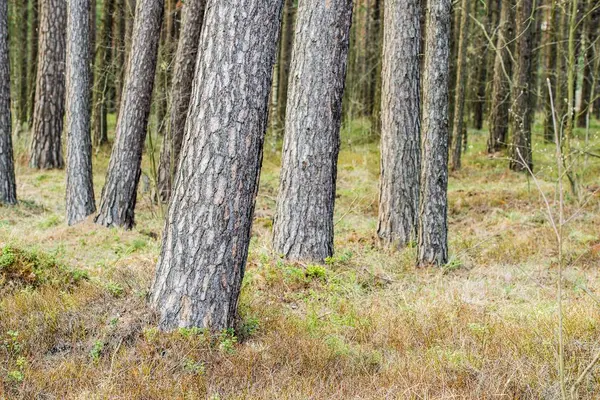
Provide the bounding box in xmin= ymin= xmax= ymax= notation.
xmin=27 ymin=0 xmax=38 ymax=126
xmin=151 ymin=0 xmax=284 ymax=331
xmin=273 ymin=0 xmax=295 ymax=134
xmin=417 ymin=0 xmax=451 ymax=267
xmin=487 ymin=0 xmax=513 ymax=153
xmin=94 ymin=0 xmax=164 ymax=229
xmin=0 ymin=0 xmax=17 ymax=204
xmin=30 ymin=0 xmax=66 ymax=169
xmin=91 ymin=0 xmax=114 ymax=147
xmin=377 ymin=0 xmax=421 ymax=248
xmin=156 ymin=0 xmax=206 ymax=202
xmin=272 ymin=0 xmax=353 ymax=262
xmin=66 ymin=0 xmax=95 ymax=225
xmin=450 ymin=0 xmax=469 ymax=170
xmin=509 ymin=0 xmax=535 ymax=172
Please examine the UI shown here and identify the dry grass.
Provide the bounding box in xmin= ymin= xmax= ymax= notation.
xmin=1 ymin=118 xmax=600 ymax=399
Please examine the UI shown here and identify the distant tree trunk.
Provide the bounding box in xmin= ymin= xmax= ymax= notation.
xmin=0 ymin=0 xmax=17 ymax=204
xmin=542 ymin=0 xmax=557 ymax=142
xmin=113 ymin=0 xmax=126 ymax=116
xmin=369 ymin=0 xmax=383 ymax=134
xmin=91 ymin=0 xmax=114 ymax=147
xmin=27 ymin=0 xmax=39 ymax=126
xmin=17 ymin=1 xmax=28 ymax=126
xmin=273 ymin=0 xmax=295 ymax=134
xmin=509 ymin=0 xmax=535 ymax=172
xmin=94 ymin=0 xmax=164 ymax=229
xmin=487 ymin=0 xmax=513 ymax=153
xmin=365 ymin=0 xmax=381 ymax=119
xmin=417 ymin=0 xmax=451 ymax=267
xmin=66 ymin=0 xmax=95 ymax=225
xmin=156 ymin=0 xmax=206 ymax=202
xmin=576 ymin=0 xmax=597 ymax=128
xmin=30 ymin=0 xmax=66 ymax=169
xmin=472 ymin=0 xmax=497 ymax=130
xmin=151 ymin=0 xmax=284 ymax=331
xmin=450 ymin=0 xmax=469 ymax=170
xmin=377 ymin=0 xmax=420 ymax=248
xmin=154 ymin=0 xmax=178 ymax=137
xmin=272 ymin=0 xmax=353 ymax=262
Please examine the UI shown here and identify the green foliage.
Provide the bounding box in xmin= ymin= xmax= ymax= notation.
xmin=90 ymin=340 xmax=104 ymax=363
xmin=218 ymin=329 xmax=237 ymax=354
xmin=305 ymin=265 xmax=327 ymax=281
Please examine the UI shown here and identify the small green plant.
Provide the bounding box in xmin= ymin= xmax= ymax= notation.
xmin=305 ymin=265 xmax=327 ymax=281
xmin=3 ymin=330 xmax=22 ymax=355
xmin=178 ymin=327 xmax=205 ymax=338
xmin=105 ymin=281 xmax=124 ymax=297
xmin=143 ymin=327 xmax=159 ymax=343
xmin=218 ymin=329 xmax=237 ymax=354
xmin=7 ymin=369 xmax=24 ymax=383
xmin=0 ymin=246 xmax=16 ymax=269
xmin=183 ymin=359 xmax=205 ymax=375
xmin=90 ymin=340 xmax=104 ymax=362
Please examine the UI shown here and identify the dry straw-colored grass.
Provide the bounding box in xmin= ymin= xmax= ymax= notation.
xmin=1 ymin=119 xmax=600 ymax=399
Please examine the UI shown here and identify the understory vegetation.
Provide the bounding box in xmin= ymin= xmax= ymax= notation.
xmin=1 ymin=117 xmax=599 ymax=399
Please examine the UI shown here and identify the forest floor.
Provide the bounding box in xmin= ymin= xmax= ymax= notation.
xmin=1 ymin=116 xmax=600 ymax=399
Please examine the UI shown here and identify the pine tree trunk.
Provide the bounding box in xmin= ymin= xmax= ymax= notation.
xmin=417 ymin=0 xmax=451 ymax=267
xmin=156 ymin=0 xmax=206 ymax=202
xmin=17 ymin=1 xmax=28 ymax=126
xmin=151 ymin=0 xmax=284 ymax=331
xmin=66 ymin=0 xmax=95 ymax=225
xmin=95 ymin=0 xmax=164 ymax=229
xmin=0 ymin=0 xmax=17 ymax=204
xmin=450 ymin=0 xmax=469 ymax=170
xmin=91 ymin=0 xmax=114 ymax=147
xmin=365 ymin=0 xmax=381 ymax=119
xmin=487 ymin=0 xmax=513 ymax=153
xmin=542 ymin=0 xmax=557 ymax=142
xmin=273 ymin=0 xmax=295 ymax=134
xmin=377 ymin=0 xmax=420 ymax=248
xmin=113 ymin=0 xmax=126 ymax=117
xmin=509 ymin=0 xmax=535 ymax=172
xmin=30 ymin=0 xmax=66 ymax=169
xmin=576 ymin=0 xmax=597 ymax=128
xmin=272 ymin=0 xmax=353 ymax=262
xmin=27 ymin=0 xmax=38 ymax=126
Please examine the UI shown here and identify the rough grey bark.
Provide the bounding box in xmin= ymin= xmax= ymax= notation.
xmin=0 ymin=0 xmax=17 ymax=204
xmin=417 ymin=0 xmax=451 ymax=267
xmin=66 ymin=0 xmax=95 ymax=225
xmin=94 ymin=0 xmax=164 ymax=229
xmin=30 ymin=0 xmax=66 ymax=169
xmin=487 ymin=0 xmax=513 ymax=153
xmin=509 ymin=0 xmax=535 ymax=172
xmin=272 ymin=0 xmax=353 ymax=262
xmin=151 ymin=0 xmax=284 ymax=331
xmin=27 ymin=0 xmax=39 ymax=126
xmin=17 ymin=1 xmax=28 ymax=126
xmin=449 ymin=0 xmax=469 ymax=171
xmin=377 ymin=0 xmax=421 ymax=248
xmin=156 ymin=0 xmax=206 ymax=202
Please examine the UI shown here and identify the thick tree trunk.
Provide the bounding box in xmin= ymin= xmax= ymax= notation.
xmin=30 ymin=0 xmax=66 ymax=169
xmin=156 ymin=0 xmax=206 ymax=202
xmin=377 ymin=0 xmax=420 ymax=248
xmin=27 ymin=0 xmax=39 ymax=126
xmin=449 ymin=0 xmax=469 ymax=170
xmin=273 ymin=0 xmax=295 ymax=134
xmin=509 ymin=0 xmax=535 ymax=172
xmin=151 ymin=0 xmax=284 ymax=331
xmin=91 ymin=0 xmax=114 ymax=147
xmin=417 ymin=0 xmax=451 ymax=267
xmin=542 ymin=0 xmax=557 ymax=142
xmin=94 ymin=0 xmax=164 ymax=229
xmin=272 ymin=0 xmax=353 ymax=262
xmin=0 ymin=0 xmax=17 ymax=204
xmin=487 ymin=0 xmax=513 ymax=153
xmin=66 ymin=0 xmax=95 ymax=225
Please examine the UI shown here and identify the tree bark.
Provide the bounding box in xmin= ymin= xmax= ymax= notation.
xmin=509 ymin=0 xmax=535 ymax=172
xmin=17 ymin=0 xmax=28 ymax=126
xmin=0 ymin=0 xmax=17 ymax=204
xmin=273 ymin=0 xmax=295 ymax=134
xmin=66 ymin=0 xmax=95 ymax=225
xmin=30 ymin=0 xmax=66 ymax=169
xmin=272 ymin=0 xmax=353 ymax=262
xmin=576 ymin=0 xmax=597 ymax=128
xmin=449 ymin=0 xmax=469 ymax=170
xmin=151 ymin=0 xmax=284 ymax=331
xmin=113 ymin=0 xmax=126 ymax=117
xmin=487 ymin=0 xmax=513 ymax=153
xmin=156 ymin=0 xmax=206 ymax=202
xmin=91 ymin=0 xmax=114 ymax=147
xmin=95 ymin=0 xmax=164 ymax=229
xmin=417 ymin=0 xmax=451 ymax=267
xmin=377 ymin=0 xmax=421 ymax=248
xmin=27 ymin=0 xmax=38 ymax=126
xmin=542 ymin=0 xmax=557 ymax=142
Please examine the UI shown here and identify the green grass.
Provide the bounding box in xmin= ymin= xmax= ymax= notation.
xmin=0 ymin=115 xmax=599 ymax=398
